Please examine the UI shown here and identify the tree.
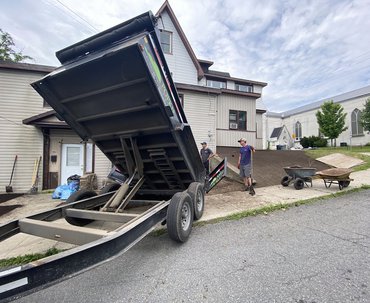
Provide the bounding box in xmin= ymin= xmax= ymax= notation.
xmin=316 ymin=100 xmax=347 ymax=147
xmin=361 ymin=98 xmax=370 ymax=133
xmin=0 ymin=29 xmax=32 ymax=62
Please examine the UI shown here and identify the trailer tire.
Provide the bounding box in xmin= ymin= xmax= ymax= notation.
xmin=64 ymin=189 xmax=98 ymax=226
xmin=167 ymin=192 xmax=193 ymax=243
xmin=187 ymin=182 xmax=204 ymax=220
xmin=281 ymin=176 xmax=290 ymax=187
xmin=100 ymin=182 xmax=121 ymax=194
xmin=294 ymin=178 xmax=304 ymax=190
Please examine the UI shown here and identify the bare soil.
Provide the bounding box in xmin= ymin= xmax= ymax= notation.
xmin=210 ymin=150 xmax=330 ymax=195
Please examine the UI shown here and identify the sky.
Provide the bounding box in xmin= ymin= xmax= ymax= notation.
xmin=1 ymin=0 xmax=370 ymax=112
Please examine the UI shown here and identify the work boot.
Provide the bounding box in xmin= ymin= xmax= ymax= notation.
xmin=245 ymin=186 xmax=250 ymax=191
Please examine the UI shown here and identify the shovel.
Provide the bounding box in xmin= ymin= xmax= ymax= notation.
xmin=6 ymin=155 xmax=18 ymax=193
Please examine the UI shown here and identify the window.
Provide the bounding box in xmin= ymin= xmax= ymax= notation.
xmin=159 ymin=30 xmax=172 ymax=54
xmin=351 ymin=108 xmax=363 ymax=136
xmin=294 ymin=121 xmax=302 ymax=140
xmin=229 ymin=110 xmax=246 ymax=130
xmin=206 ymin=79 xmax=226 ymax=89
xmin=235 ymin=83 xmax=253 ymax=93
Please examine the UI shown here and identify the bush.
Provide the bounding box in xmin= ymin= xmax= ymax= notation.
xmin=300 ymin=136 xmax=327 ymax=148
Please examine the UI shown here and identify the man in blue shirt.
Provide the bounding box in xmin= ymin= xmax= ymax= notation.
xmin=237 ymin=138 xmax=255 ymax=192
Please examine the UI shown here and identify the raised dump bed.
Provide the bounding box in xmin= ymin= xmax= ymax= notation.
xmin=0 ymin=11 xmax=226 ymax=301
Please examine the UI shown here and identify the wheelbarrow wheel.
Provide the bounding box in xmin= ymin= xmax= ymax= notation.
xmin=343 ymin=180 xmax=350 ymax=188
xmin=338 ymin=181 xmax=345 ymax=190
xmin=281 ymin=176 xmax=290 ymax=187
xmin=294 ymin=178 xmax=304 ymax=190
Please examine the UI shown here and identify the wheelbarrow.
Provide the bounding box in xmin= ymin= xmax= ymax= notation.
xmin=281 ymin=166 xmax=316 ymax=190
xmin=315 ymin=168 xmax=353 ymax=190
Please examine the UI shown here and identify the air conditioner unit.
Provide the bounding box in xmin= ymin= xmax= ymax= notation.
xmin=229 ymin=123 xmax=238 ymax=129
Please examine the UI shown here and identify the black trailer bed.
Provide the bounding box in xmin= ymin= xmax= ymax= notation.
xmin=32 ymin=12 xmax=204 ymax=196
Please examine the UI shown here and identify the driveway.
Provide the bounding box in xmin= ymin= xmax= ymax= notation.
xmin=13 ymin=190 xmax=370 ymax=303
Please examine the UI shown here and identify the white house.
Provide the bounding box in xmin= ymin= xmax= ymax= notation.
xmin=266 ymin=85 xmax=370 ymax=147
xmin=0 ymin=1 xmax=267 ymax=193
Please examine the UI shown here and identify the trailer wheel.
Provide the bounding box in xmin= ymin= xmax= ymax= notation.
xmin=167 ymin=192 xmax=193 ymax=243
xmin=100 ymin=182 xmax=121 ymax=194
xmin=281 ymin=176 xmax=290 ymax=187
xmin=64 ymin=189 xmax=98 ymax=226
xmin=187 ymin=182 xmax=204 ymax=220
xmin=294 ymin=178 xmax=304 ymax=190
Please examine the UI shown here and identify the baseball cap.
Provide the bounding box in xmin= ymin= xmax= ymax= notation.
xmin=238 ymin=138 xmax=247 ymax=143
xmin=200 ymin=141 xmax=207 ymax=145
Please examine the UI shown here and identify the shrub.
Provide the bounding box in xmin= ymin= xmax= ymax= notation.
xmin=300 ymin=136 xmax=327 ymax=148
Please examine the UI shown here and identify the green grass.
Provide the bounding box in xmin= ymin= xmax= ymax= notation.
xmin=0 ymin=247 xmax=63 ymax=268
xmin=305 ymin=146 xmax=370 ymax=171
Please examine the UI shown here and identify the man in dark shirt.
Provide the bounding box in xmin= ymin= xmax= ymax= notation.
xmin=200 ymin=142 xmax=214 ymax=175
xmin=237 ymin=138 xmax=255 ymax=192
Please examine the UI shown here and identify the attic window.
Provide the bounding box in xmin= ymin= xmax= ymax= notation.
xmin=235 ymin=83 xmax=253 ymax=93
xmin=206 ymin=79 xmax=226 ymax=89
xmin=159 ymin=30 xmax=172 ymax=54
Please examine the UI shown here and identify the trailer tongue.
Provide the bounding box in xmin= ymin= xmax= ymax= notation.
xmin=0 ymin=11 xmax=226 ymax=301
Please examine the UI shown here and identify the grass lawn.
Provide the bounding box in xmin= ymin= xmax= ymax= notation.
xmin=305 ymin=146 xmax=370 ymax=171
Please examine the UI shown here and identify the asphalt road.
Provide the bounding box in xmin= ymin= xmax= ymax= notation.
xmin=13 ymin=190 xmax=370 ymax=303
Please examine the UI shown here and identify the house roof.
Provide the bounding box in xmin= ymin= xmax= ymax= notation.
xmin=268 ymin=84 xmax=370 ymax=118
xmin=270 ymin=126 xmax=283 ymax=138
xmin=0 ymin=61 xmax=55 ymax=73
xmin=156 ymin=1 xmax=204 ymax=80
xmin=23 ymin=110 xmax=69 ymax=128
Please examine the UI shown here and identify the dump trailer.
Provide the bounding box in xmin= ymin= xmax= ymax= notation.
xmin=0 ymin=11 xmax=226 ymax=301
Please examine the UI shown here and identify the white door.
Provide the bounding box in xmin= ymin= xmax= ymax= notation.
xmin=61 ymin=144 xmax=84 ymax=185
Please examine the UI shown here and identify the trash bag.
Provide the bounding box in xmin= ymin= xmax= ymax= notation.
xmin=60 ymin=188 xmax=73 ymax=200
xmin=67 ymin=174 xmax=80 ymax=185
xmin=68 ymin=180 xmax=80 ymax=192
xmin=52 ymin=184 xmax=69 ymax=199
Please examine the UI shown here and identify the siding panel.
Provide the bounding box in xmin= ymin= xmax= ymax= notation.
xmin=180 ymin=90 xmax=217 ymax=152
xmin=0 ymin=69 xmax=48 ymax=193
xmin=217 ymin=94 xmax=257 ymax=147
xmin=158 ymin=11 xmax=198 ymax=85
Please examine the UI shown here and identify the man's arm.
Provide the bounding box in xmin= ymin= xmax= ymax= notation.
xmin=207 ymin=148 xmax=215 ymax=160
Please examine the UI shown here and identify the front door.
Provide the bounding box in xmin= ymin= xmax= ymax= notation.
xmin=61 ymin=144 xmax=84 ymax=185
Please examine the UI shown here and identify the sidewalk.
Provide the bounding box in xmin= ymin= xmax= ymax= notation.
xmin=1 ymin=169 xmax=370 ymax=259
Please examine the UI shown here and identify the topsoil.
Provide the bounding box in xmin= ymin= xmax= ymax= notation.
xmin=209 ymin=150 xmax=330 ymax=195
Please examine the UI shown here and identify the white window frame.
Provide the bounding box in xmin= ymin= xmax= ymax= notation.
xmin=159 ymin=30 xmax=173 ymax=54
xmin=351 ymin=108 xmax=363 ymax=136
xmin=206 ymin=79 xmax=226 ymax=89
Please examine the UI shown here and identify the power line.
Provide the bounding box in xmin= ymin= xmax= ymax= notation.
xmin=45 ymin=0 xmax=99 ymax=34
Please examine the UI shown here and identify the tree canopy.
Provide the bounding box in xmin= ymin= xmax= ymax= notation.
xmin=316 ymin=100 xmax=347 ymax=146
xmin=361 ymin=97 xmax=370 ymax=133
xmin=0 ymin=29 xmax=33 ymax=62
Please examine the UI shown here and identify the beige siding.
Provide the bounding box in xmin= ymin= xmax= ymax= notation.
xmin=180 ymin=90 xmax=217 ymax=152
xmin=0 ymin=69 xmax=48 ymax=193
xmin=217 ymin=94 xmax=257 ymax=147
xmin=94 ymin=147 xmax=112 ymax=188
xmin=158 ymin=11 xmax=198 ymax=85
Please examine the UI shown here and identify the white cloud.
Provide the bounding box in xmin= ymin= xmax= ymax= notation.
xmin=1 ymin=0 xmax=370 ymax=112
